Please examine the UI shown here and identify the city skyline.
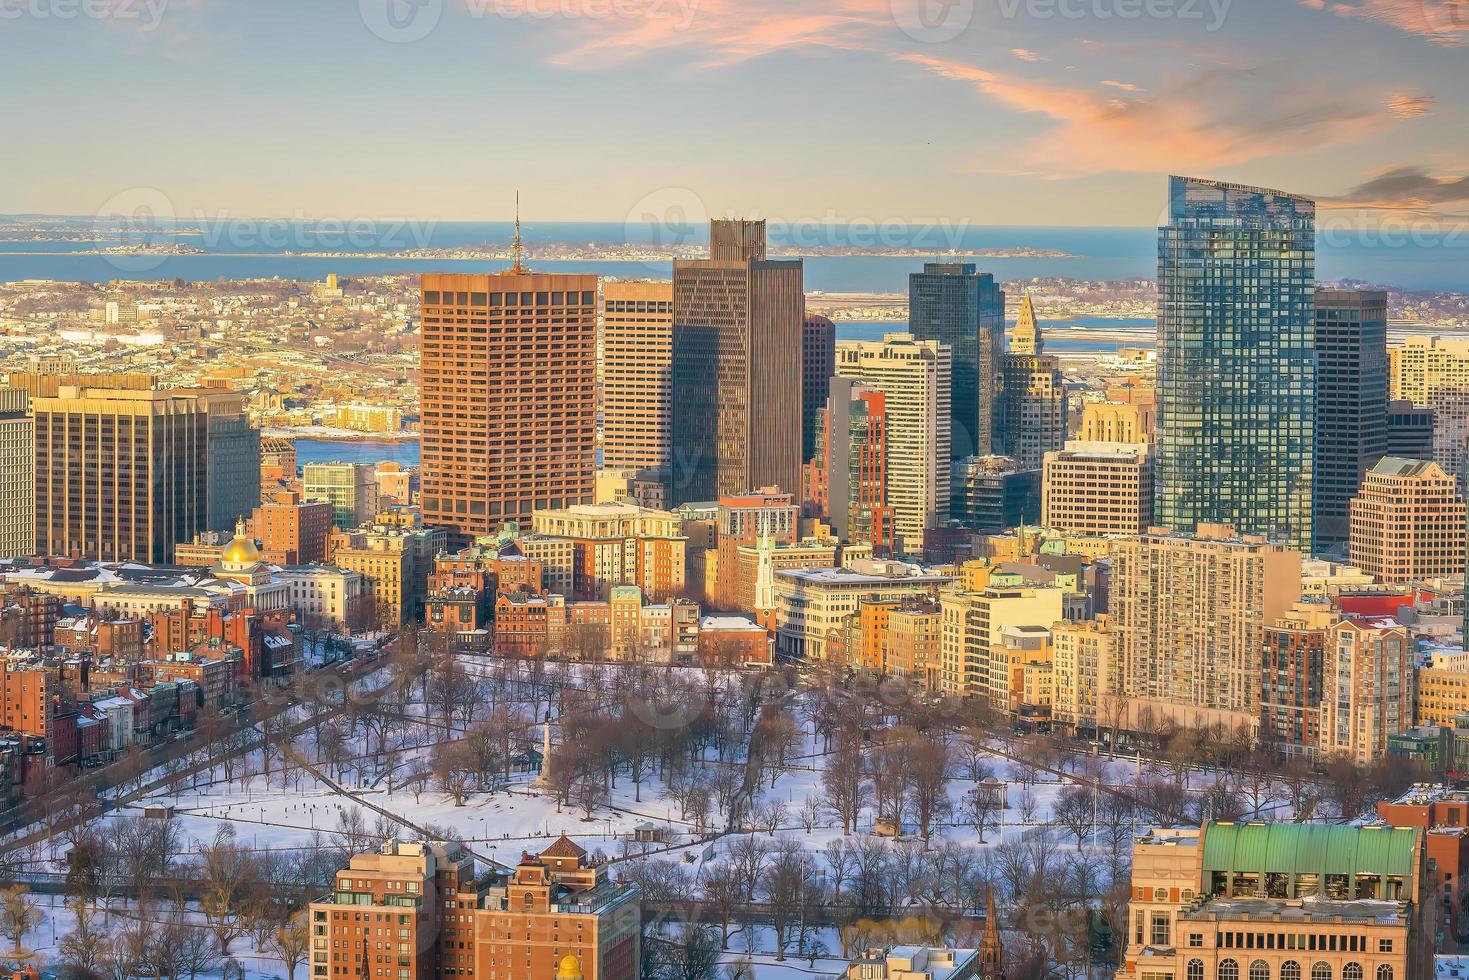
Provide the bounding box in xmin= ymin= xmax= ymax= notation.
xmin=2 ymin=0 xmax=1465 ymax=227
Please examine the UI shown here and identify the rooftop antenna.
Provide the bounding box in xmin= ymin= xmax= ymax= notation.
xmin=509 ymin=191 xmax=526 ymax=273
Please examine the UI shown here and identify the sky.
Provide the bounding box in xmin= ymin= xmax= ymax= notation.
xmin=1 ymin=0 xmax=1466 ymax=228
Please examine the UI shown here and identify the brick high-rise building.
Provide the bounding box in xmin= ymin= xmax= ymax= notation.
xmin=250 ymin=490 xmax=334 ymax=565
xmin=805 ymin=378 xmax=893 ymax=555
xmin=600 ymin=280 xmax=674 ymax=474
xmin=1349 ymin=456 xmax=1467 ymax=582
xmin=801 ymin=313 xmax=836 ymax=464
xmin=1260 ymin=603 xmax=1335 ymax=758
xmin=1320 ymin=617 xmax=1414 ymax=764
xmin=309 ymin=837 xmax=639 ymax=980
xmin=420 ymin=270 xmax=597 ymax=544
xmin=1313 ymin=288 xmax=1389 ymax=548
xmin=0 ymin=388 xmax=34 ymax=559
xmin=668 ymin=219 xmax=803 ymax=504
xmin=714 ymin=489 xmax=799 ymax=611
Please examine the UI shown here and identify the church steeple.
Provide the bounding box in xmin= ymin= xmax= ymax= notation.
xmin=979 ymin=885 xmax=1005 ymax=980
xmin=1010 ymin=295 xmax=1043 ymax=355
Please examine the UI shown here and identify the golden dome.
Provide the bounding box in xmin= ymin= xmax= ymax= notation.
xmin=556 ymin=955 xmax=582 ymax=980
xmin=220 ymin=520 xmax=261 ymax=566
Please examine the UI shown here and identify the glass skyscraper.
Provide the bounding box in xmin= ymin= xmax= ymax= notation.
xmin=908 ymin=262 xmax=1004 ymax=458
xmin=1155 ymin=175 xmax=1317 ymax=551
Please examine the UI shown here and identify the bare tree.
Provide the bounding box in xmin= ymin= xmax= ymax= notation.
xmin=176 ymin=925 xmax=223 ymax=980
xmin=270 ymin=913 xmax=311 ymax=980
xmin=822 ymin=736 xmax=868 ymax=835
xmin=962 ymin=783 xmax=1002 ymax=844
xmin=907 ymin=734 xmax=952 ymax=844
xmin=760 ymin=840 xmax=806 ymax=962
xmin=1 ymin=886 xmax=40 ymax=954
xmin=57 ymin=900 xmax=107 ymax=974
xmin=1052 ymin=785 xmax=1095 ymax=850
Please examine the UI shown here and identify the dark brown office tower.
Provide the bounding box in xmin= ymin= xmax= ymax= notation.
xmin=1313 ymin=288 xmax=1389 ymax=548
xmin=21 ymin=375 xmax=210 ymax=563
xmin=419 ymin=271 xmax=597 ymax=545
xmin=669 ymin=220 xmax=803 ymax=503
xmin=802 ymin=314 xmax=836 ymax=464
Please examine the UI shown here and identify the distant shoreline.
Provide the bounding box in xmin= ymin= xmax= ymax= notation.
xmin=264 ymin=429 xmax=418 ymax=443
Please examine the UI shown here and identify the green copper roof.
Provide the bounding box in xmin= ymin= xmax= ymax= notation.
xmin=1202 ymin=823 xmax=1419 ymax=881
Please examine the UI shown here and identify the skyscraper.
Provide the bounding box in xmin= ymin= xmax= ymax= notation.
xmin=1113 ymin=523 xmax=1302 ymax=730
xmin=835 ymin=333 xmax=950 ymax=552
xmin=668 ymin=219 xmax=804 ymax=503
xmin=419 ymin=270 xmax=598 ymax=544
xmin=1155 ymin=176 xmax=1317 ymax=551
xmin=24 ymin=375 xmax=210 ymax=564
xmin=1313 ymin=287 xmax=1388 ymax=548
xmin=0 ymin=388 xmax=33 ymax=560
xmin=998 ymin=297 xmax=1068 ymax=468
xmin=806 ymin=377 xmax=893 ymax=554
xmin=908 ymin=262 xmax=1003 ymax=457
xmin=801 ymin=313 xmax=836 ymax=464
xmin=203 ymin=387 xmax=262 ymax=534
xmin=600 ymin=280 xmax=674 ymax=474
xmin=1389 ymin=336 xmax=1469 ymax=487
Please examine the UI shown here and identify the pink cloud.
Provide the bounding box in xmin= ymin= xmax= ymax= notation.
xmin=1011 ymin=48 xmax=1047 ymax=62
xmin=1297 ymin=0 xmax=1468 ymax=45
xmin=898 ymin=53 xmax=1395 ymax=176
xmin=1100 ymin=79 xmax=1143 ymax=91
xmin=1386 ymin=93 xmax=1437 ymax=116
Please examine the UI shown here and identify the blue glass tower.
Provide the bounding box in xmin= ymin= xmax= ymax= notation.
xmin=1155 ymin=176 xmax=1317 ymax=551
xmin=908 ymin=262 xmax=1004 ymax=458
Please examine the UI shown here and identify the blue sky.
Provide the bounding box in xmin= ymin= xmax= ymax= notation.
xmin=1 ymin=0 xmax=1465 ymax=227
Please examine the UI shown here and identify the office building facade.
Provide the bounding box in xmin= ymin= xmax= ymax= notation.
xmin=908 ymin=262 xmax=1003 ymax=458
xmin=1313 ymin=288 xmax=1388 ymax=548
xmin=420 ymin=271 xmax=598 ymax=544
xmin=1155 ymin=176 xmax=1317 ymax=551
xmin=835 ymin=334 xmax=950 ymax=552
xmin=600 ymin=280 xmax=674 ymax=474
xmin=668 ymin=220 xmax=804 ymax=503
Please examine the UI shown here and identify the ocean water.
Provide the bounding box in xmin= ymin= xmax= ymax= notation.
xmin=2 ymin=220 xmax=1463 ymax=291
xmin=293 ymin=439 xmax=421 ymax=470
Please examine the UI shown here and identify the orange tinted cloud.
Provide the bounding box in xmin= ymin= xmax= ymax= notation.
xmin=899 ymin=53 xmax=1394 ymax=175
xmin=1298 ymin=0 xmax=1468 ymax=45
